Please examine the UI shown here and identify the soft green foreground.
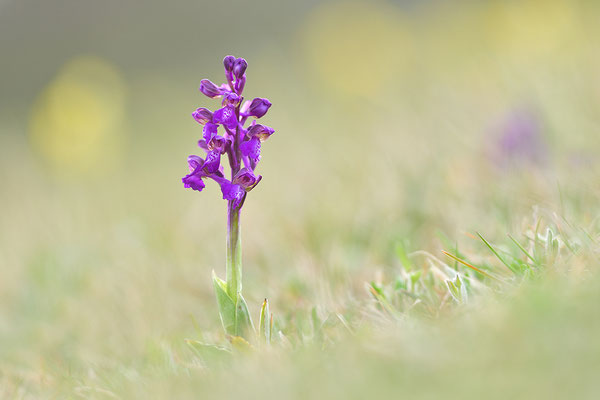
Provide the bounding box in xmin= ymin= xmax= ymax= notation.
xmin=1 ymin=128 xmax=599 ymax=398
xmin=2 ymin=1 xmax=600 ymax=397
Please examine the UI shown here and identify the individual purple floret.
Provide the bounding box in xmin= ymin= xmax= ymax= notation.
xmin=183 ymin=55 xmax=274 ymax=209
xmin=199 ymin=79 xmax=224 ymax=98
xmin=192 ymin=107 xmax=213 ymax=125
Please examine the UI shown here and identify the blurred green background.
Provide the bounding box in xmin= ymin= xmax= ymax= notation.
xmin=1 ymin=0 xmax=600 ymax=398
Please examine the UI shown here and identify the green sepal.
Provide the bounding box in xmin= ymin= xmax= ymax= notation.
xmin=212 ymin=271 xmax=236 ymax=335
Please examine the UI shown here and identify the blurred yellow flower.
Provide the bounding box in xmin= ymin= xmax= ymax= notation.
xmin=29 ymin=55 xmax=127 ymax=177
xmin=484 ymin=0 xmax=580 ymax=61
xmin=300 ymin=1 xmax=413 ymax=97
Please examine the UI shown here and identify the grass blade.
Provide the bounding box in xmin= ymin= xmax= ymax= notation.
xmin=476 ymin=232 xmax=518 ymax=274
xmin=507 ymin=234 xmax=538 ymax=265
xmin=441 ymin=251 xmax=504 ymax=283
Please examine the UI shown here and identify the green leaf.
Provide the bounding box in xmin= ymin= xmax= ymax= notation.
xmin=185 ymin=339 xmax=231 ymax=365
xmin=395 ymin=241 xmax=413 ymax=270
xmin=508 ymin=233 xmax=538 ymax=265
xmin=409 ymin=270 xmax=422 ymax=287
xmin=212 ymin=271 xmax=236 ymax=335
xmin=445 ymin=274 xmax=467 ymax=303
xmin=235 ymin=292 xmax=254 ymax=338
xmin=311 ymin=306 xmax=323 ymax=343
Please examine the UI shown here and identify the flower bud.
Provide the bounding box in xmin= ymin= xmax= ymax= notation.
xmin=247 ymin=124 xmax=275 ymax=142
xmin=234 ymin=75 xmax=246 ymax=94
xmin=223 ymin=55 xmax=235 ymax=72
xmin=199 ymin=79 xmax=223 ymax=98
xmin=247 ymin=98 xmax=272 ymax=118
xmin=192 ymin=107 xmax=213 ymax=125
xmin=233 ymin=58 xmax=247 ymax=79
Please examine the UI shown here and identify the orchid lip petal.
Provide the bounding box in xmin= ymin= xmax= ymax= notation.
xmin=240 ymin=136 xmax=261 ymax=163
xmin=213 ymin=106 xmax=238 ymax=130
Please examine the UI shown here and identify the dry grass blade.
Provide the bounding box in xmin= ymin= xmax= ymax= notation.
xmin=441 ymin=251 xmax=504 ymax=283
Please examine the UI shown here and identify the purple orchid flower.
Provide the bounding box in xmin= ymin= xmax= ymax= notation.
xmin=184 ymin=56 xmax=274 ymax=206
xmin=182 ymin=155 xmax=224 ymax=192
xmin=181 ymin=56 xmax=276 ymax=338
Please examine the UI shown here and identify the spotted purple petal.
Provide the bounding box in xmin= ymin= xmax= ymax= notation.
xmin=240 ymin=136 xmax=261 ymax=162
xmin=213 ymin=106 xmax=238 ymax=130
xmin=220 ymin=181 xmax=245 ymax=208
xmin=202 ymin=150 xmax=221 ymax=174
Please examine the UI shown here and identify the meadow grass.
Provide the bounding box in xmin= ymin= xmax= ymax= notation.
xmin=1 ymin=120 xmax=598 ymax=398
xmin=2 ymin=1 xmax=600 ymax=396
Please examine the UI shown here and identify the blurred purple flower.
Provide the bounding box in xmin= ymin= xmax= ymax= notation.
xmin=491 ymin=109 xmax=547 ymax=167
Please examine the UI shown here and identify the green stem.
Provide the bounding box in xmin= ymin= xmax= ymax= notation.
xmin=226 ymin=201 xmax=242 ymax=300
